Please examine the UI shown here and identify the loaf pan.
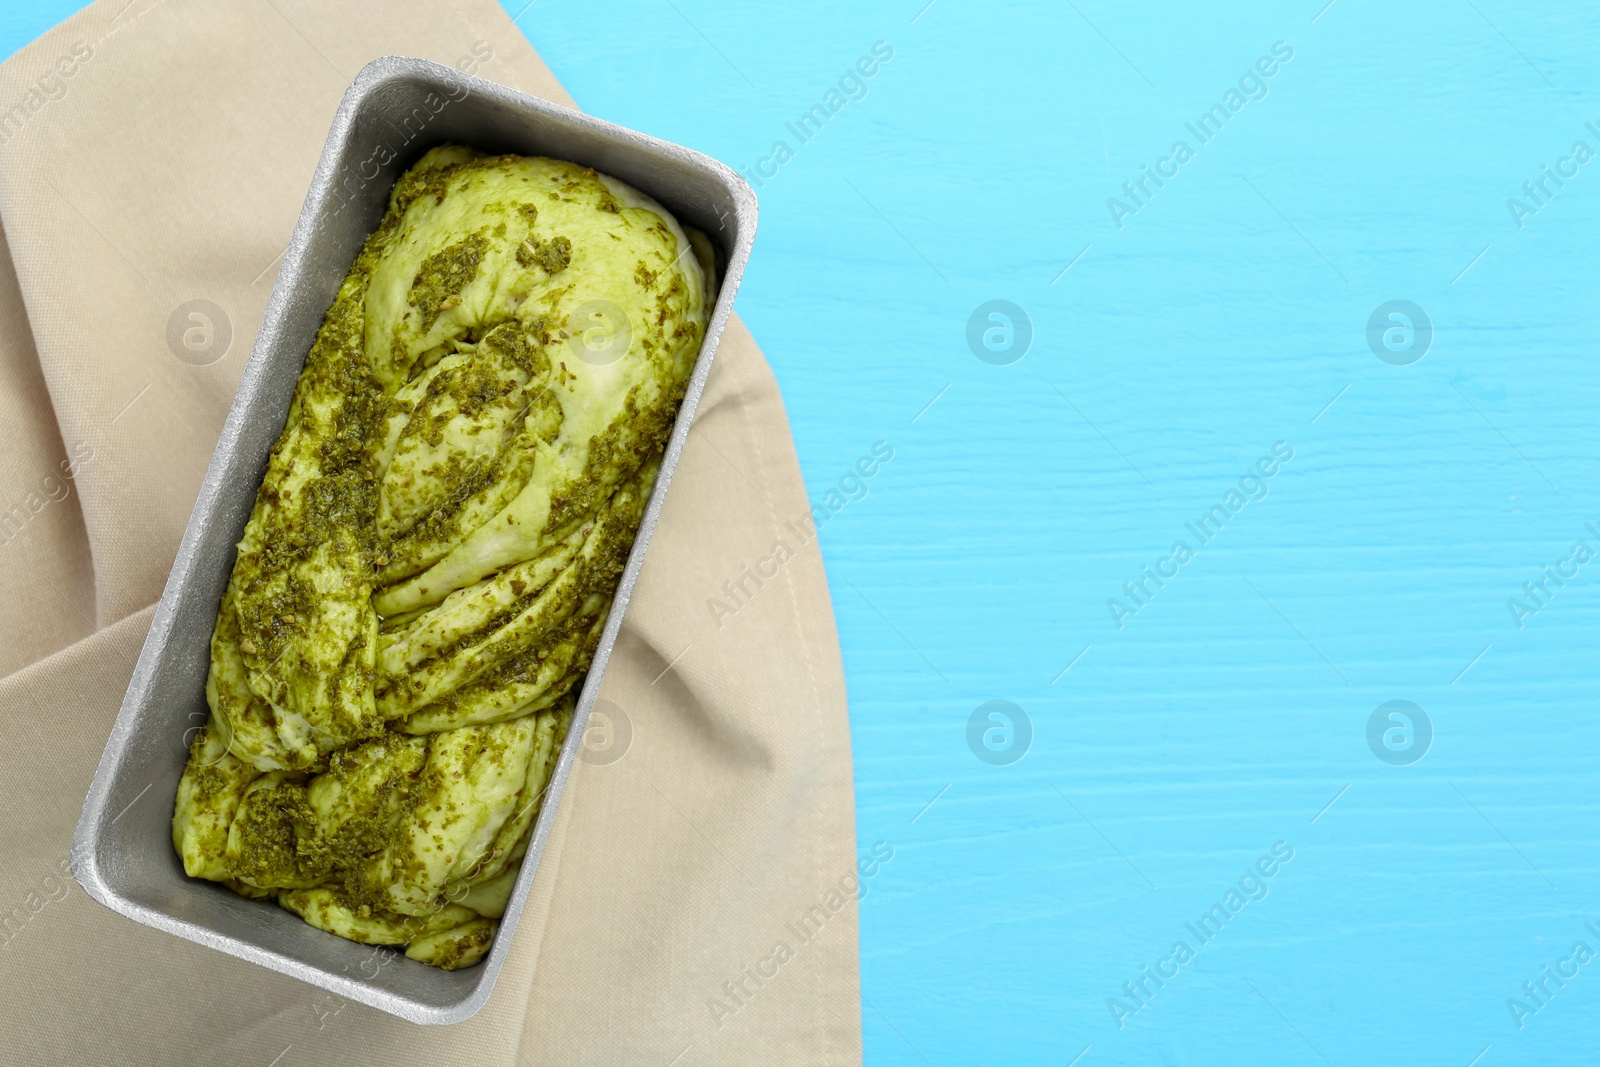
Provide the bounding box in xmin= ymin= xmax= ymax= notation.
xmin=71 ymin=54 xmax=757 ymax=1025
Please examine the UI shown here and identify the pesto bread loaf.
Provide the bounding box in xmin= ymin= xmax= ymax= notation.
xmin=171 ymin=146 xmax=713 ymax=969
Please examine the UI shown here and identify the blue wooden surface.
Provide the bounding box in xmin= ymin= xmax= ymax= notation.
xmin=11 ymin=2 xmax=1600 ymax=1063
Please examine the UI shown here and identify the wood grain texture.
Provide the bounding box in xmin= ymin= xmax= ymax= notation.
xmin=11 ymin=0 xmax=1600 ymax=1062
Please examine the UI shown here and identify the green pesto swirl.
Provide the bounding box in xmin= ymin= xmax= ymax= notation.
xmin=171 ymin=146 xmax=712 ymax=968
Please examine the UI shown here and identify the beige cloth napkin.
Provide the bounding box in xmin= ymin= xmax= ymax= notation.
xmin=0 ymin=2 xmax=861 ymax=1063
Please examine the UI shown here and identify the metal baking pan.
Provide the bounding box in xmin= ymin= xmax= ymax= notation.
xmin=71 ymin=55 xmax=756 ymax=1025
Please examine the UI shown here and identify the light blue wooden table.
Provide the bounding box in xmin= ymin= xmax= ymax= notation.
xmin=10 ymin=2 xmax=1600 ymax=1063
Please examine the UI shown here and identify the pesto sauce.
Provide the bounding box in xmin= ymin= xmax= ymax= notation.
xmin=408 ymin=233 xmax=489 ymax=328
